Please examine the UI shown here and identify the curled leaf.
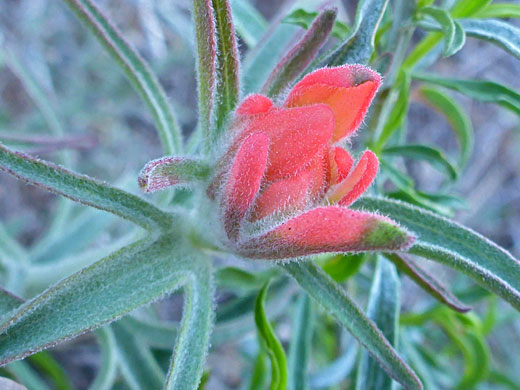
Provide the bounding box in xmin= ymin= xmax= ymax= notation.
xmin=138 ymin=156 xmax=211 ymax=193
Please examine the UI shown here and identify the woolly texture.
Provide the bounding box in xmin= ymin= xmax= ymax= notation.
xmin=212 ymin=65 xmax=413 ymax=258
xmin=286 ymin=65 xmax=381 ymax=142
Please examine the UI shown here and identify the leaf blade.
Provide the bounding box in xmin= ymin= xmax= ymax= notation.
xmin=353 ymin=196 xmax=520 ymax=310
xmin=254 ymin=282 xmax=288 ymax=390
xmin=284 ymin=261 xmax=422 ymax=390
xmin=212 ymin=0 xmax=241 ymax=132
xmin=355 ymin=257 xmax=400 ymax=390
xmin=0 ymin=143 xmax=173 ymax=231
xmin=62 ymin=0 xmax=182 ymax=154
xmin=263 ymin=8 xmax=337 ymax=97
xmin=0 ymin=236 xmax=201 ymax=366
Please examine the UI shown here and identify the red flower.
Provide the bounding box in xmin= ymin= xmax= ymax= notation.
xmin=217 ymin=65 xmax=414 ymax=258
xmin=139 ymin=65 xmax=414 ymax=259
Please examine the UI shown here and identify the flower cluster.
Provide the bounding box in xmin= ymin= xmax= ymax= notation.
xmin=211 ymin=65 xmax=414 ymax=258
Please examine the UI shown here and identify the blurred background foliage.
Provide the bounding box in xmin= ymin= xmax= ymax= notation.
xmin=0 ymin=0 xmax=519 ymax=389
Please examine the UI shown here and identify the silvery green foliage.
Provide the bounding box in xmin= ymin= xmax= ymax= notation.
xmin=1 ymin=0 xmax=520 ymax=389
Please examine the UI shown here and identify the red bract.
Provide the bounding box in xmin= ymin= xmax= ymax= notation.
xmin=215 ymin=65 xmax=414 ymax=258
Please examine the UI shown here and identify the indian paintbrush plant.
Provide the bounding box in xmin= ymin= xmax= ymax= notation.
xmin=1 ymin=0 xmax=520 ymax=389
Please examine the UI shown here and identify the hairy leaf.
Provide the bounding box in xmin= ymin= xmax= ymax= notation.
xmin=62 ymin=0 xmax=182 ymax=154
xmin=288 ymin=294 xmax=313 ymax=390
xmin=284 ymin=261 xmax=422 ymax=390
xmin=323 ymin=0 xmax=389 ymax=65
xmin=418 ymin=7 xmax=466 ymax=56
xmin=212 ymin=0 xmax=240 ymax=132
xmin=0 ymin=143 xmax=173 ymax=232
xmin=0 ymin=236 xmax=205 ymax=366
xmin=191 ymin=0 xmax=217 ymax=149
xmin=386 ymin=254 xmax=471 ymax=313
xmin=356 ymin=257 xmax=401 ymax=390
xmin=353 ymin=197 xmax=520 ymax=310
xmin=263 ymin=8 xmax=337 ymax=97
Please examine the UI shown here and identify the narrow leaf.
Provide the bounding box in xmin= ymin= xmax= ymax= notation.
xmin=0 ymin=236 xmax=203 ymax=365
xmin=421 ymin=18 xmax=520 ymax=60
xmin=212 ymin=0 xmax=240 ymax=132
xmin=229 ymin=0 xmax=267 ymax=47
xmin=112 ymin=322 xmax=165 ymax=390
xmin=413 ymin=73 xmax=520 ymax=116
xmin=352 ymin=196 xmax=520 ymax=311
xmin=461 ymin=18 xmax=520 ymax=59
xmin=284 ymin=261 xmax=422 ymax=390
xmin=138 ymin=156 xmax=212 ymax=193
xmin=254 ymin=282 xmax=288 ymax=390
xmin=282 ymin=8 xmax=350 ymax=39
xmin=419 ymin=7 xmax=466 ymax=56
xmin=323 ymin=0 xmax=389 ymax=65
xmin=62 ymin=0 xmax=182 ymax=154
xmin=0 ymin=288 xmax=23 ymax=317
xmin=191 ymin=0 xmax=217 ymax=149
xmin=164 ymin=258 xmax=214 ymax=390
xmin=288 ymin=294 xmax=313 ymax=390
xmin=89 ymin=328 xmax=117 ymax=390
xmin=418 ymin=86 xmax=474 ymax=168
xmin=385 ymin=253 xmax=472 ymax=313
xmin=263 ymin=8 xmax=337 ymax=97
xmin=474 ymin=3 xmax=520 ymax=19
xmin=382 ymin=144 xmax=458 ymax=180
xmin=356 ymin=257 xmax=400 ymax=390
xmin=0 ymin=143 xmax=173 ymax=231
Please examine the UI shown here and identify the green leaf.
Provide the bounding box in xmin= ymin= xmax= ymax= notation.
xmin=27 ymin=352 xmax=72 ymax=390
xmin=321 ymin=253 xmax=366 ymax=282
xmin=380 ymin=160 xmax=455 ymax=217
xmin=413 ymin=73 xmax=520 ymax=116
xmin=62 ymin=0 xmax=182 ymax=154
xmin=418 ymin=86 xmax=474 ymax=168
xmin=164 ymin=258 xmax=214 ymax=390
xmin=229 ymin=0 xmax=267 ymax=47
xmin=323 ymin=0 xmax=389 ymax=65
xmin=212 ymin=0 xmax=241 ymax=133
xmin=373 ymin=70 xmax=411 ymax=152
xmin=450 ymin=0 xmax=491 ymax=18
xmin=5 ymin=361 xmax=49 ymax=390
xmin=250 ymin=350 xmax=268 ymax=390
xmin=0 ymin=288 xmax=23 ymax=318
xmin=418 ymin=7 xmax=466 ymax=56
xmin=288 ymin=294 xmax=313 ymax=390
xmin=254 ymin=282 xmax=288 ymax=390
xmin=474 ymin=3 xmax=520 ymax=19
xmin=383 ymin=144 xmax=458 ymax=180
xmin=215 ymin=266 xmax=279 ymax=292
xmin=352 ymin=197 xmax=520 ymax=311
xmin=0 ymin=236 xmax=205 ymax=366
xmin=89 ymin=328 xmax=117 ymax=390
xmin=263 ymin=8 xmax=337 ymax=97
xmin=138 ymin=156 xmax=212 ymax=193
xmin=385 ymin=254 xmax=472 ymax=313
xmin=284 ymin=261 xmax=422 ymax=390
xmin=421 ymin=18 xmax=520 ymax=60
xmin=2 ymin=48 xmax=75 ymax=242
xmin=356 ymin=257 xmax=401 ymax=390
xmin=282 ymin=8 xmax=350 ymax=39
xmin=459 ymin=18 xmax=520 ymax=60
xmin=242 ymin=20 xmax=299 ymax=94
xmin=112 ymin=322 xmax=165 ymax=390
xmin=191 ymin=0 xmax=217 ymax=150
xmin=0 ymin=143 xmax=173 ymax=232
